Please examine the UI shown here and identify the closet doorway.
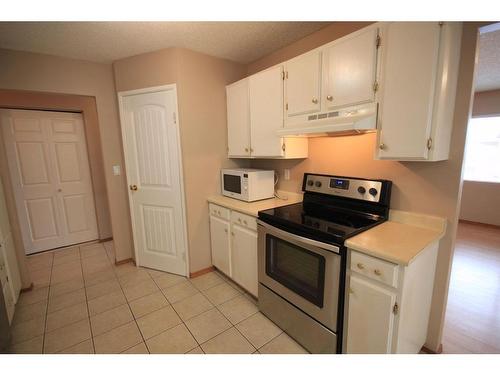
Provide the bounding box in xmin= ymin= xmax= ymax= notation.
xmin=0 ymin=109 xmax=99 ymax=254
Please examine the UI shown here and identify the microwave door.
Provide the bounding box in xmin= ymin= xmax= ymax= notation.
xmin=223 ymin=174 xmax=242 ymax=194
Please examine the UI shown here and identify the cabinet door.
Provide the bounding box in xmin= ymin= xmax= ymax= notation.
xmin=249 ymin=66 xmax=285 ymax=157
xmin=323 ymin=27 xmax=378 ymax=109
xmin=285 ymin=51 xmax=322 ymax=118
xmin=377 ymin=22 xmax=441 ymax=160
xmin=226 ymin=79 xmax=251 ymax=157
xmin=231 ymin=224 xmax=258 ymax=297
xmin=347 ymin=274 xmax=396 ymax=354
xmin=209 ymin=215 xmax=231 ymax=276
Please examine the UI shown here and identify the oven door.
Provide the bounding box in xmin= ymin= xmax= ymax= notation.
xmin=257 ymin=220 xmax=341 ymax=331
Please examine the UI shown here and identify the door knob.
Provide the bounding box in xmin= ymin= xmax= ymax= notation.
xmin=326 ymin=95 xmax=333 ymax=101
xmin=57 ymin=188 xmax=62 ymax=192
xmin=312 ymin=98 xmax=318 ymax=104
xmin=129 ymin=185 xmax=138 ymax=191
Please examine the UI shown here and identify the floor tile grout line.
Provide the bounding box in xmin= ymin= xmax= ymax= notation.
xmin=77 ymin=244 xmax=96 ymax=354
xmin=211 ymin=297 xmax=259 ymax=352
xmin=40 ymin=251 xmax=54 ymax=354
xmin=228 ymin=309 xmax=280 ymax=350
xmin=113 ymin=266 xmax=152 ymax=354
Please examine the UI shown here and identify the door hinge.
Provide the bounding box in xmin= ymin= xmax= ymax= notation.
xmin=376 ymin=34 xmax=381 ymax=48
xmin=282 ymin=143 xmax=286 ymax=152
xmin=373 ymin=81 xmax=379 ymax=93
xmin=427 ymin=137 xmax=433 ymax=150
xmin=393 ymin=302 xmax=399 ymax=315
xmin=281 ymin=71 xmax=285 ymax=80
xmin=173 ymin=112 xmax=177 ymax=124
xmin=285 ymin=103 xmax=288 ymax=111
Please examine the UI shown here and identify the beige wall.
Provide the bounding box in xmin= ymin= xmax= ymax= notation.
xmin=459 ymin=89 xmax=500 ymax=226
xmin=0 ymin=48 xmax=134 ymax=262
xmin=114 ymin=47 xmax=248 ymax=273
xmin=248 ymin=22 xmax=480 ymax=351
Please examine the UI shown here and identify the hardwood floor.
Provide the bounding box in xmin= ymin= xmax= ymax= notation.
xmin=442 ymin=222 xmax=500 ymax=353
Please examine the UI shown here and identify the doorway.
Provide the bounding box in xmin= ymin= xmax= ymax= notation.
xmin=443 ymin=23 xmax=500 ymax=353
xmin=118 ymin=84 xmax=189 ymax=276
xmin=0 ymin=109 xmax=99 ymax=254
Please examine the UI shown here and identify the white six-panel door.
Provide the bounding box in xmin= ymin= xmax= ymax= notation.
xmin=1 ymin=109 xmax=99 ymax=254
xmin=119 ymin=86 xmax=188 ymax=276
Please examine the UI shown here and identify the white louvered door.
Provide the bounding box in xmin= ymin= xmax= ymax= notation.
xmin=119 ymin=86 xmax=188 ymax=276
xmin=1 ymin=109 xmax=98 ymax=254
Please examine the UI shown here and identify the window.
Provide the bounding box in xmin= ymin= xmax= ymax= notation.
xmin=463 ymin=116 xmax=500 ymax=183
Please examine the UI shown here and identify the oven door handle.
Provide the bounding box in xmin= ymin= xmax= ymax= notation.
xmin=257 ymin=220 xmax=340 ymax=254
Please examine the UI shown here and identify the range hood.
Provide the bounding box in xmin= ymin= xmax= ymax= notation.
xmin=277 ymin=103 xmax=378 ymax=137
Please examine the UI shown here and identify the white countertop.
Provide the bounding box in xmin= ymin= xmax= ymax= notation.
xmin=207 ymin=191 xmax=303 ymax=217
xmin=345 ymin=209 xmax=447 ymax=266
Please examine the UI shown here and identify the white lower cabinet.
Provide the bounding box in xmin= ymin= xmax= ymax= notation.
xmin=231 ymin=224 xmax=258 ymax=296
xmin=346 ymin=242 xmax=439 ymax=353
xmin=347 ymin=274 xmax=396 ymax=354
xmin=209 ymin=214 xmax=231 ymax=276
xmin=208 ymin=203 xmax=258 ymax=297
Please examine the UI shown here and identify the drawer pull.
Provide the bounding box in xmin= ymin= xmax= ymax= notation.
xmin=374 ymin=269 xmax=382 ymax=276
xmin=231 ymin=232 xmax=235 ymax=236
xmin=356 ymin=263 xmax=365 ymax=270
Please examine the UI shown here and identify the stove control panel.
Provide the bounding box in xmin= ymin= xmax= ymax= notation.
xmin=303 ymin=174 xmax=386 ymax=203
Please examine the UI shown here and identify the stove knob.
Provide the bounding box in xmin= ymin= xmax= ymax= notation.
xmin=369 ymin=188 xmax=378 ymax=196
xmin=307 ymin=180 xmax=314 ymax=186
xmin=357 ymin=186 xmax=366 ymax=194
xmin=315 ymin=181 xmax=322 ymax=188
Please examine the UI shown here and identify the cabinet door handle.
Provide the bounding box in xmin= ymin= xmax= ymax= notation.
xmin=379 ymin=143 xmax=387 ymax=150
xmin=238 ymin=218 xmax=241 ymax=222
xmin=231 ymin=232 xmax=235 ymax=236
xmin=243 ymin=220 xmax=247 ymax=225
xmin=374 ymin=269 xmax=382 ymax=276
xmin=218 ymin=210 xmax=221 ymax=215
xmin=245 ymin=147 xmax=249 ymax=153
xmin=129 ymin=184 xmax=138 ymax=191
xmin=224 ymin=228 xmax=228 ymax=233
xmin=356 ymin=263 xmax=365 ymax=270
xmin=312 ymin=98 xmax=318 ymax=104
xmin=326 ymin=95 xmax=333 ymax=101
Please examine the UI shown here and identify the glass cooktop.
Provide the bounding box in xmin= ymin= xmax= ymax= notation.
xmin=258 ymin=201 xmax=385 ymax=246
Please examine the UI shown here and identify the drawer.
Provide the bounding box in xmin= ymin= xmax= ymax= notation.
xmin=209 ymin=203 xmax=230 ymax=220
xmin=350 ymin=251 xmax=399 ymax=288
xmin=231 ymin=211 xmax=257 ymax=231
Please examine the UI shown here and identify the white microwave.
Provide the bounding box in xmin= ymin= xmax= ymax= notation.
xmin=221 ymin=168 xmax=275 ymax=202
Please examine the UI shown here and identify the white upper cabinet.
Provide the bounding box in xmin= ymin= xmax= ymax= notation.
xmin=249 ymin=66 xmax=285 ymax=157
xmin=226 ymin=69 xmax=308 ymax=159
xmin=323 ymin=27 xmax=379 ymax=110
xmin=226 ymin=79 xmax=250 ymax=157
xmin=284 ymin=50 xmax=322 ymax=119
xmin=376 ymin=22 xmax=461 ymax=161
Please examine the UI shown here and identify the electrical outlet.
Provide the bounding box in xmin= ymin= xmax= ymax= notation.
xmin=284 ymin=169 xmax=291 ymax=181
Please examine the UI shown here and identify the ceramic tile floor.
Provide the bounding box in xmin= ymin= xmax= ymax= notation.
xmin=8 ymin=241 xmax=308 ymax=354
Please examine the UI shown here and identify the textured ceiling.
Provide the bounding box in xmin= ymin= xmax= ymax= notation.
xmin=0 ymin=22 xmax=330 ymax=64
xmin=476 ymin=28 xmax=500 ymax=92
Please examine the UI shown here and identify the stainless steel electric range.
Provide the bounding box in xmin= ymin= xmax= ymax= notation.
xmin=257 ymin=173 xmax=392 ymax=354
